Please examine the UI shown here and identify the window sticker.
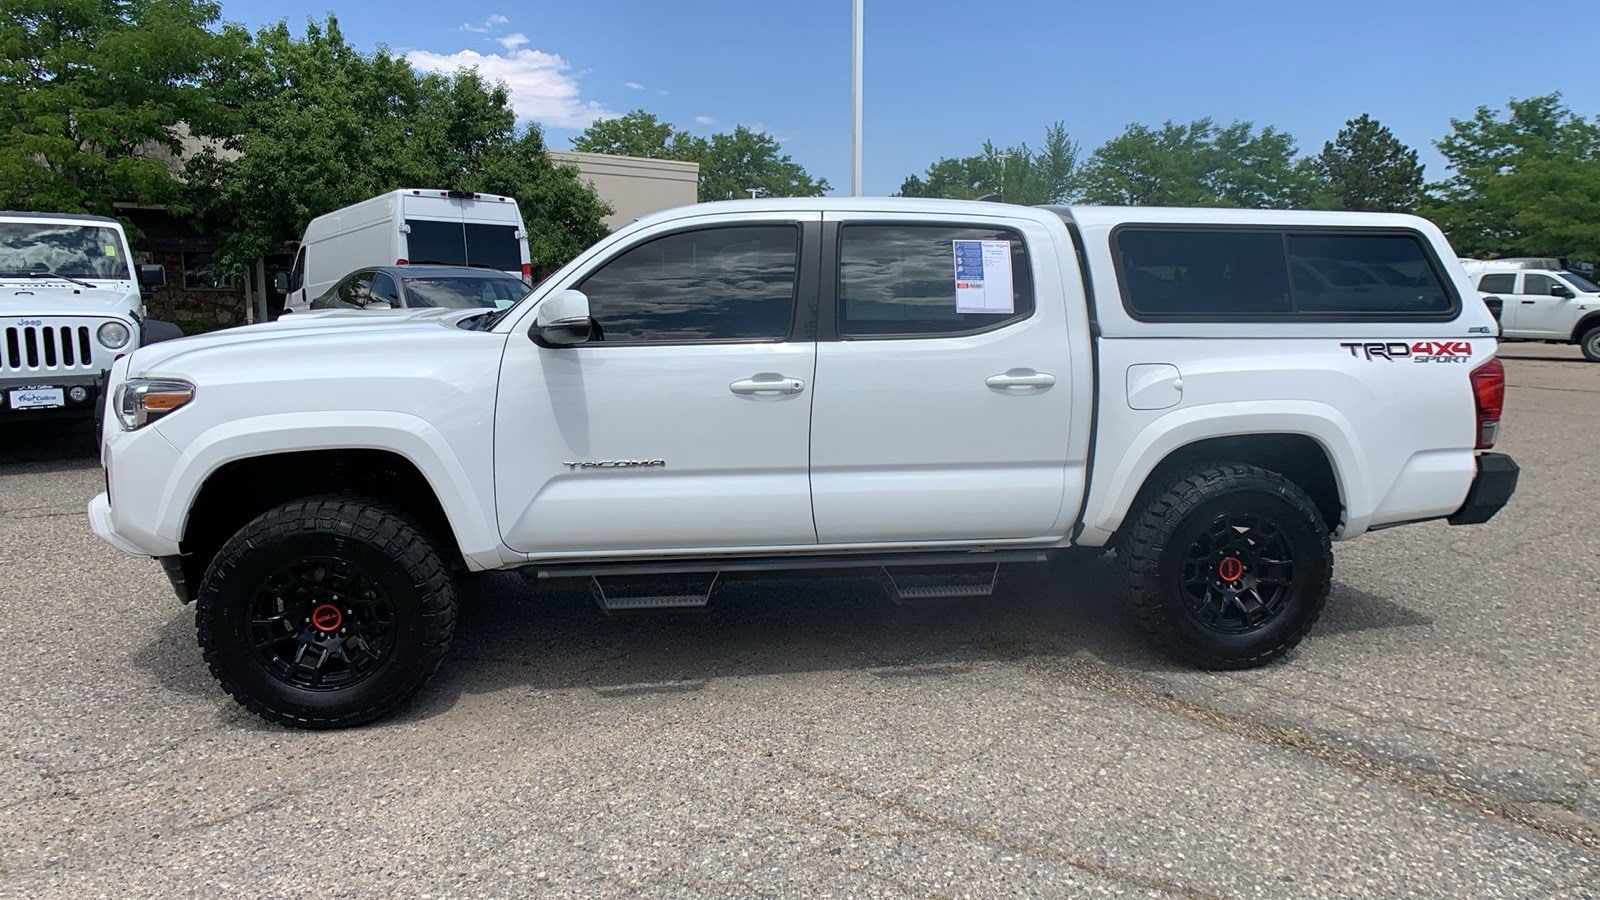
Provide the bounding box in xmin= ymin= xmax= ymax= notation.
xmin=952 ymin=240 xmax=1014 ymax=314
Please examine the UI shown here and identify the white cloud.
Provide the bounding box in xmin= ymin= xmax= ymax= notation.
xmin=487 ymin=13 xmax=508 ymax=24
xmin=623 ymin=81 xmax=645 ymax=90
xmin=498 ymin=32 xmax=529 ymax=50
xmin=405 ymin=48 xmax=617 ymax=130
xmin=460 ymin=14 xmax=510 ymax=33
xmin=693 ymin=115 xmax=715 ymax=126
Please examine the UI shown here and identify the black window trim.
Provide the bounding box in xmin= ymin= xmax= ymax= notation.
xmin=1109 ymin=222 xmax=1463 ymax=323
xmin=821 ymin=219 xmax=1039 ymax=342
xmin=556 ymin=220 xmax=817 ymax=348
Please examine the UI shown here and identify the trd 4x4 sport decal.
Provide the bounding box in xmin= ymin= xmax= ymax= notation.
xmin=1340 ymin=341 xmax=1473 ymax=363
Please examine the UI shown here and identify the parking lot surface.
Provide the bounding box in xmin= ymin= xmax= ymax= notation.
xmin=1 ymin=345 xmax=1596 ymax=898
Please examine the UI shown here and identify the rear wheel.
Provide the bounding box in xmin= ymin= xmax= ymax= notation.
xmin=1580 ymin=325 xmax=1600 ymax=362
xmin=1120 ymin=464 xmax=1332 ymax=669
xmin=196 ymin=496 xmax=456 ymax=728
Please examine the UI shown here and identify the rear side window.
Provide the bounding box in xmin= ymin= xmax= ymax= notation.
xmin=1115 ymin=227 xmax=1458 ymax=319
xmin=838 ymin=224 xmax=1034 ymax=337
xmin=1477 ymin=273 xmax=1516 ymax=294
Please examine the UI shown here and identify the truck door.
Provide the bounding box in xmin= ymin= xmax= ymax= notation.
xmin=1504 ymin=273 xmax=1571 ymax=337
xmin=808 ymin=214 xmax=1081 ymax=543
xmin=494 ymin=214 xmax=821 ymax=554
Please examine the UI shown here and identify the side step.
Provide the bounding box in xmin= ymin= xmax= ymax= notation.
xmin=589 ymin=573 xmax=717 ymax=613
xmin=881 ymin=563 xmax=999 ymax=603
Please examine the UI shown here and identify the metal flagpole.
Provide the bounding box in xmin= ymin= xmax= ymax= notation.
xmin=851 ymin=0 xmax=863 ymax=196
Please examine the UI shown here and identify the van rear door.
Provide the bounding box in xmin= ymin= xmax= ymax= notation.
xmin=400 ymin=192 xmax=530 ymax=279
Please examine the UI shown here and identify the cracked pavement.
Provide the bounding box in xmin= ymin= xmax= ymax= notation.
xmin=0 ymin=344 xmax=1596 ymax=897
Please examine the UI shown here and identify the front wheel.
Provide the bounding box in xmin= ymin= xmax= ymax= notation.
xmin=1580 ymin=326 xmax=1600 ymax=362
xmin=195 ymin=496 xmax=457 ymax=728
xmin=1119 ymin=464 xmax=1332 ymax=669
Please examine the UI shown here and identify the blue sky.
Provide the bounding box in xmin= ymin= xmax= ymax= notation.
xmin=217 ymin=0 xmax=1600 ymax=195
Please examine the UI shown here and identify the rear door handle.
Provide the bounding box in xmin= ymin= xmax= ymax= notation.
xmin=986 ymin=369 xmax=1056 ymax=390
xmin=730 ymin=374 xmax=806 ymax=395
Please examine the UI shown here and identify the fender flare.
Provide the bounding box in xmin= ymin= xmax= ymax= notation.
xmin=1076 ymin=402 xmax=1372 ymax=546
xmin=153 ymin=410 xmax=505 ymax=570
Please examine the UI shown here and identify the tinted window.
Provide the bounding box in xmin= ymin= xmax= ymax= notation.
xmin=577 ymin=226 xmax=798 ymax=343
xmin=1287 ymin=234 xmax=1452 ymax=313
xmin=1117 ymin=230 xmax=1290 ymax=316
xmin=402 ymin=275 xmax=527 ymax=309
xmin=337 ymin=272 xmax=375 ymax=307
xmin=370 ymin=272 xmax=400 ymax=305
xmin=405 ymin=219 xmax=467 ymax=266
xmin=1477 ymin=273 xmax=1516 ymax=294
xmin=1116 ymin=228 xmax=1457 ymax=318
xmin=838 ymin=225 xmax=1034 ymax=336
xmin=464 ymin=223 xmax=521 ymax=272
xmin=1562 ymin=271 xmax=1600 ymax=293
xmin=1523 ymin=273 xmax=1558 ymax=295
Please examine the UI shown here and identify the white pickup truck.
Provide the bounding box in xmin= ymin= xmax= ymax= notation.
xmin=88 ymin=199 xmax=1519 ymax=729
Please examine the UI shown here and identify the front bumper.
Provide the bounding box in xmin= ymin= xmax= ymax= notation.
xmin=1447 ymin=453 xmax=1519 ymax=525
xmin=0 ymin=372 xmax=103 ymax=418
xmin=88 ymin=491 xmax=146 ymax=555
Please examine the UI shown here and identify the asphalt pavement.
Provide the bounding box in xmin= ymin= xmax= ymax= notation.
xmin=0 ymin=344 xmax=1596 ymax=898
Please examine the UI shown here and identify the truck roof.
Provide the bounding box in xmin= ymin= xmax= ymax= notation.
xmin=624 ymin=197 xmax=1435 ymax=232
xmin=0 ymin=210 xmax=121 ymax=225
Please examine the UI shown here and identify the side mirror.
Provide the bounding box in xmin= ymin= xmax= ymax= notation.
xmin=137 ymin=264 xmax=166 ymax=289
xmin=1551 ymin=284 xmax=1575 ymax=299
xmin=273 ymin=271 xmax=290 ymax=293
xmin=532 ymin=289 xmax=593 ymax=346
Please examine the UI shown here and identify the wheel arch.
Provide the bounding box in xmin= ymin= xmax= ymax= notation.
xmin=1572 ymin=310 xmax=1600 ymax=342
xmin=1078 ymin=405 xmax=1367 ymax=546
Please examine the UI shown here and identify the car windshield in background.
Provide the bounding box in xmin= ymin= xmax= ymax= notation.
xmin=1562 ymin=271 xmax=1600 ymax=293
xmin=403 ymin=276 xmax=529 ymax=309
xmin=0 ymin=223 xmax=131 ymax=279
xmin=405 ymin=219 xmax=521 ymax=271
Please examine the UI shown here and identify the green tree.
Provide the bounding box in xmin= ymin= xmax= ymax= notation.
xmin=1313 ymin=114 xmax=1424 ymax=212
xmin=185 ymin=16 xmax=609 ymax=275
xmin=898 ymin=122 xmax=1080 ymax=205
xmin=1424 ymin=93 xmax=1600 ymax=260
xmin=1078 ymin=118 xmax=1316 ymax=209
xmin=570 ymin=109 xmax=700 ymax=159
xmin=694 ymin=126 xmax=826 ymax=201
xmin=0 ymin=0 xmax=231 ymax=215
xmin=572 ymin=114 xmax=826 ymax=201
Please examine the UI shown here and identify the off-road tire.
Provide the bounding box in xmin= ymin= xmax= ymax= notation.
xmin=1119 ymin=464 xmax=1332 ymax=669
xmin=1580 ymin=325 xmax=1600 ymax=362
xmin=196 ymin=496 xmax=456 ymax=728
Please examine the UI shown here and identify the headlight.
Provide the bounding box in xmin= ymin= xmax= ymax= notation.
xmin=98 ymin=321 xmax=132 ymax=349
xmin=113 ymin=378 xmax=194 ymax=430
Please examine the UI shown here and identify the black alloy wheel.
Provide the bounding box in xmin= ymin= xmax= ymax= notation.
xmin=249 ymin=556 xmax=397 ymax=691
xmin=1179 ymin=512 xmax=1296 ymax=635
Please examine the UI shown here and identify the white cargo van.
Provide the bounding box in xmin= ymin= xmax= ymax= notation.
xmin=279 ymin=190 xmax=531 ymax=314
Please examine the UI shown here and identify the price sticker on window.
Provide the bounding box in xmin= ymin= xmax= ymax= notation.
xmin=952 ymin=240 xmax=1014 ymax=314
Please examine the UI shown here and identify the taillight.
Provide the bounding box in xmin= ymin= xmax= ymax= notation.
xmin=520 ymin=262 xmax=533 ymax=282
xmin=1469 ymin=357 xmax=1505 ymax=449
xmin=396 ymin=258 xmax=408 ymax=266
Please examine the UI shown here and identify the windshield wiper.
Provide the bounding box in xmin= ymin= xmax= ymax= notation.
xmin=2 ymin=272 xmax=97 ymax=288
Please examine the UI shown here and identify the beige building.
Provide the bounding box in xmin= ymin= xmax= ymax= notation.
xmin=549 ymin=150 xmax=699 ymax=231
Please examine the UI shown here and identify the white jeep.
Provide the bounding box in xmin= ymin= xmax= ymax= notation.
xmin=88 ymin=199 xmax=1519 ymax=728
xmin=1 ymin=212 xmax=178 ymax=419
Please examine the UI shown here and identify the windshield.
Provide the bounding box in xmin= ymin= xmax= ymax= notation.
xmin=403 ymin=275 xmax=530 ymax=309
xmin=0 ymin=222 xmax=131 ymax=279
xmin=1561 ymin=272 xmax=1600 ymax=293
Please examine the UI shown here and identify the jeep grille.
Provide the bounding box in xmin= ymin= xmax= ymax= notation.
xmin=2 ymin=324 xmax=95 ymax=373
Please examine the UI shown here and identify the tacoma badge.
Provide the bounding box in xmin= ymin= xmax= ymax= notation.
xmin=561 ymin=459 xmax=666 ymax=470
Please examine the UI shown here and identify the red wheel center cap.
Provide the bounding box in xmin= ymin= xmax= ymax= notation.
xmin=1217 ymin=557 xmax=1245 ymax=582
xmin=310 ymin=604 xmax=343 ymax=633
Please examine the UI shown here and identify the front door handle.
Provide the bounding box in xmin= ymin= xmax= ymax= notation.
xmin=730 ymin=374 xmax=806 ymax=395
xmin=986 ymin=369 xmax=1056 ymax=390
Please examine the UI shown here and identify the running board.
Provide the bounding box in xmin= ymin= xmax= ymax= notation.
xmin=881 ymin=563 xmax=999 ymax=603
xmin=529 ymin=548 xmax=1049 ymax=579
xmin=589 ymin=573 xmax=717 ymax=614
